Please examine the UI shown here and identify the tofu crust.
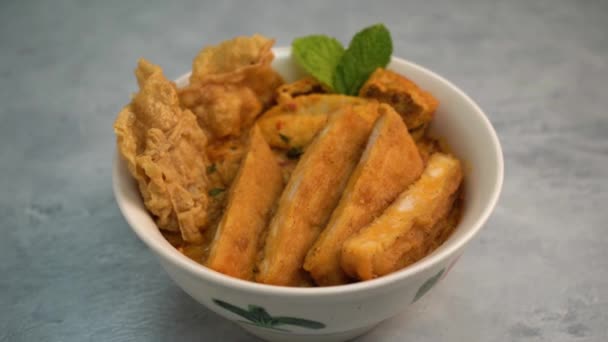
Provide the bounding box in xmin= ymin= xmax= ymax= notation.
xmin=341 ymin=153 xmax=462 ymax=280
xmin=205 ymin=125 xmax=284 ymax=280
xmin=256 ymin=103 xmax=378 ymax=286
xmin=304 ymin=104 xmax=424 ymax=286
xmin=359 ymin=68 xmax=439 ymax=130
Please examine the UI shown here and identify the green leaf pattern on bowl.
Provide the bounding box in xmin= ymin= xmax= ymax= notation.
xmin=412 ymin=268 xmax=445 ymax=303
xmin=213 ymin=299 xmax=326 ymax=331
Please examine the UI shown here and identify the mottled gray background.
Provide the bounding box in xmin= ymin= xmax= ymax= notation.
xmin=1 ymin=0 xmax=607 ymax=341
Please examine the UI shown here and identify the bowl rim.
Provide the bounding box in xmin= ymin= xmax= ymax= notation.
xmin=113 ymin=47 xmax=504 ymax=297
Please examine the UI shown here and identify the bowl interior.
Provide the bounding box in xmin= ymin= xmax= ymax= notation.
xmin=113 ymin=47 xmax=503 ymax=295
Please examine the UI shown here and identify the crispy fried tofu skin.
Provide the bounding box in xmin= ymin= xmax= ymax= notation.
xmin=179 ymin=35 xmax=284 ymax=139
xmin=190 ymin=35 xmax=273 ymax=82
xmin=257 ymin=94 xmax=367 ymax=150
xmin=179 ymin=83 xmax=262 ymax=138
xmin=304 ymin=105 xmax=424 ymax=286
xmin=256 ymin=103 xmax=379 ymax=286
xmin=341 ymin=153 xmax=462 ymax=280
xmin=191 ymin=34 xmax=283 ymax=104
xmin=205 ymin=126 xmax=284 ymax=280
xmin=114 ymin=59 xmax=211 ymax=243
xmin=359 ymin=68 xmax=438 ymax=131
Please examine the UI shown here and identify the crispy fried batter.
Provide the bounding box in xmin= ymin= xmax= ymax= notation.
xmin=114 ymin=59 xmax=211 ymax=243
xmin=416 ymin=137 xmax=440 ymax=166
xmin=257 ymin=94 xmax=367 ymax=149
xmin=360 ymin=68 xmax=438 ymax=131
xmin=256 ymin=103 xmax=380 ymax=286
xmin=189 ymin=34 xmax=283 ymax=107
xmin=341 ymin=153 xmax=463 ymax=280
xmin=180 ymin=35 xmax=283 ymax=141
xmin=304 ymin=105 xmax=424 ymax=286
xmin=206 ymin=126 xmax=285 ymax=280
xmin=191 ymin=34 xmax=273 ymax=83
xmin=205 ymin=138 xmax=247 ymax=186
xmin=276 ymin=77 xmax=327 ymax=104
xmin=396 ymin=196 xmax=462 ymax=269
xmin=179 ymin=83 xmax=262 ymax=138
xmin=258 ymin=114 xmax=328 ymax=150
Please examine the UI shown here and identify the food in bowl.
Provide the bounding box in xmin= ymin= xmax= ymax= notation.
xmin=113 ymin=24 xmax=464 ymax=287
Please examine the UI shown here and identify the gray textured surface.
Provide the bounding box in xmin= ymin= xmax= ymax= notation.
xmin=1 ymin=0 xmax=607 ymax=341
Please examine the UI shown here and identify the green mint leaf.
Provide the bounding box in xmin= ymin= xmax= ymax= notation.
xmin=279 ymin=133 xmax=290 ymax=144
xmin=286 ymin=147 xmax=303 ymax=159
xmin=333 ymin=24 xmax=393 ymax=95
xmin=292 ymin=35 xmax=345 ymax=90
xmin=208 ymin=188 xmax=225 ymax=197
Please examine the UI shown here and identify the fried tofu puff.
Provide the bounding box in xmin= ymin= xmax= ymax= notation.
xmin=341 ymin=153 xmax=463 ymax=281
xmin=359 ymin=68 xmax=439 ymax=131
xmin=257 ymin=94 xmax=367 ymax=150
xmin=114 ymin=59 xmax=212 ymax=243
xmin=205 ymin=126 xmax=284 ymax=280
xmin=304 ymin=105 xmax=424 ymax=286
xmin=256 ymin=103 xmax=379 ymax=286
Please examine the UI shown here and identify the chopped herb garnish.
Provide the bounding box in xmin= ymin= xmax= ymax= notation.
xmin=208 ymin=188 xmax=225 ymax=197
xmin=286 ymin=147 xmax=303 ymax=159
xmin=279 ymin=133 xmax=290 ymax=144
xmin=206 ymin=164 xmax=217 ymax=174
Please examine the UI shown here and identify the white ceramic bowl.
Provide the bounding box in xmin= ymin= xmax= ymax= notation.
xmin=113 ymin=48 xmax=503 ymax=342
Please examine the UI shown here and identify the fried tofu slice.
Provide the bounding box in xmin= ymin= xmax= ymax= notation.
xmin=359 ymin=68 xmax=439 ymax=131
xmin=304 ymin=104 xmax=424 ymax=286
xmin=205 ymin=126 xmax=284 ymax=280
xmin=395 ymin=196 xmax=462 ymax=269
xmin=256 ymin=103 xmax=379 ymax=286
xmin=341 ymin=153 xmax=463 ymax=280
xmin=114 ymin=59 xmax=212 ymax=243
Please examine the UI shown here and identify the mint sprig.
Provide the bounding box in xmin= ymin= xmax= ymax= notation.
xmin=333 ymin=24 xmax=393 ymax=95
xmin=291 ymin=24 xmax=393 ymax=95
xmin=292 ymin=35 xmax=345 ymax=89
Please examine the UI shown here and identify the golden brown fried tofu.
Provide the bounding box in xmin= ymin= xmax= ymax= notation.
xmin=114 ymin=59 xmax=212 ymax=243
xmin=258 ymin=114 xmax=328 ymax=150
xmin=190 ymin=34 xmax=273 ymax=81
xmin=179 ymin=83 xmax=262 ymax=138
xmin=255 ymin=103 xmax=379 ymax=286
xmin=205 ymin=126 xmax=284 ymax=280
xmin=189 ymin=34 xmax=283 ymax=106
xmin=359 ymin=68 xmax=439 ymax=130
xmin=304 ymin=104 xmax=424 ymax=286
xmin=341 ymin=153 xmax=462 ymax=280
xmin=257 ymin=94 xmax=367 ymax=149
xmin=396 ymin=197 xmax=462 ymax=269
xmin=276 ymin=77 xmax=326 ymax=103
xmin=416 ymin=137 xmax=440 ymax=166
